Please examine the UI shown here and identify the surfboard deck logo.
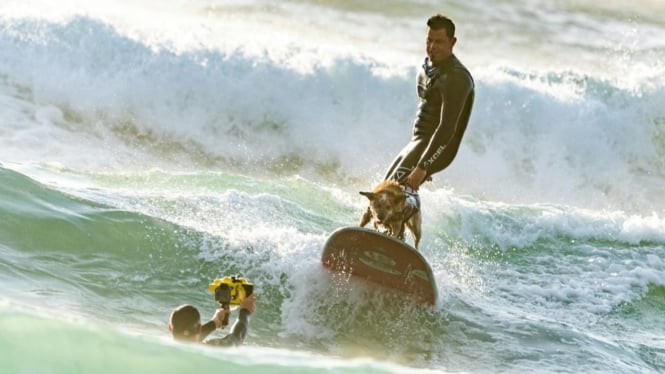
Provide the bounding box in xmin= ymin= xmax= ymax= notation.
xmin=321 ymin=227 xmax=437 ymax=305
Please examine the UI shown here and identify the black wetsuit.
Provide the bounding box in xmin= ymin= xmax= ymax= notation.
xmin=384 ymin=54 xmax=474 ymax=183
xmin=199 ymin=308 xmax=251 ymax=347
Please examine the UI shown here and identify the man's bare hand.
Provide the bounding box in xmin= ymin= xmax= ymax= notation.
xmin=212 ymin=308 xmax=230 ymax=328
xmin=406 ymin=167 xmax=427 ymax=191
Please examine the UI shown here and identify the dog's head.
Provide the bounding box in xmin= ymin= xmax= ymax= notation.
xmin=359 ymin=181 xmax=406 ymax=225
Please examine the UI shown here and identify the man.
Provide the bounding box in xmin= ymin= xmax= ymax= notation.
xmin=384 ymin=14 xmax=474 ymax=192
xmin=169 ymin=294 xmax=256 ymax=347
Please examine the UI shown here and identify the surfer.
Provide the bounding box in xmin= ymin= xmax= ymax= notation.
xmin=169 ymin=294 xmax=256 ymax=347
xmin=384 ymin=14 xmax=475 ymax=192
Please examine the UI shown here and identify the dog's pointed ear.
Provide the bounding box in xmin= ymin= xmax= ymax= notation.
xmin=359 ymin=191 xmax=375 ymax=200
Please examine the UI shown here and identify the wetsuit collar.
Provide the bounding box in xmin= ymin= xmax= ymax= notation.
xmin=422 ymin=57 xmax=439 ymax=78
xmin=423 ymin=55 xmax=457 ymax=77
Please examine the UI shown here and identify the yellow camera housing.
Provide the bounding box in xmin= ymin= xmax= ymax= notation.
xmin=208 ymin=275 xmax=253 ymax=306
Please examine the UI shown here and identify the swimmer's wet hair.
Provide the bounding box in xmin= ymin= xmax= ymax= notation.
xmin=170 ymin=304 xmax=201 ymax=341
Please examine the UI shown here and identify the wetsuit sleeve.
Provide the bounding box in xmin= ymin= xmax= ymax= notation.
xmin=203 ymin=308 xmax=251 ymax=347
xmin=417 ymin=70 xmax=473 ymax=171
xmin=199 ymin=320 xmax=217 ymax=341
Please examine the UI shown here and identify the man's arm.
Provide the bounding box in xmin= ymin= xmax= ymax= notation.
xmin=405 ymin=166 xmax=428 ymax=191
xmin=205 ymin=308 xmax=251 ymax=347
xmin=199 ymin=308 xmax=230 ymax=342
xmin=417 ymin=71 xmax=473 ymax=172
xmin=203 ymin=294 xmax=256 ymax=347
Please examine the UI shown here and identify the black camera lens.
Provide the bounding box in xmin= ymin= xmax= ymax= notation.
xmin=215 ymin=284 xmax=231 ymax=305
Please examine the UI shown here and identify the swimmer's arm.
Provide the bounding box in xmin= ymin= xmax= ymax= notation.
xmin=204 ymin=308 xmax=251 ymax=347
xmin=199 ymin=320 xmax=217 ymax=341
xmin=199 ymin=308 xmax=229 ymax=342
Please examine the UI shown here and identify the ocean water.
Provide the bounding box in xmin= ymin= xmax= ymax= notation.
xmin=1 ymin=0 xmax=665 ymax=373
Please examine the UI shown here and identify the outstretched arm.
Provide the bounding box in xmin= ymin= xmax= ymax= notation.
xmin=204 ymin=294 xmax=256 ymax=347
xmin=199 ymin=307 xmax=230 ymax=342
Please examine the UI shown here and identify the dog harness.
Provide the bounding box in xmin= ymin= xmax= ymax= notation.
xmin=402 ymin=186 xmax=420 ymax=222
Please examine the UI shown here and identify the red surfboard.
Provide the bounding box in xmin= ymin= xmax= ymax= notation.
xmin=321 ymin=227 xmax=437 ymax=305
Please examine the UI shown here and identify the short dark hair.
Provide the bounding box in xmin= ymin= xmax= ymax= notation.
xmin=170 ymin=304 xmax=200 ymax=341
xmin=427 ymin=14 xmax=455 ymax=38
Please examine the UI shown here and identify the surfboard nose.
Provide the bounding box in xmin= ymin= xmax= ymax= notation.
xmin=321 ymin=226 xmax=437 ymax=306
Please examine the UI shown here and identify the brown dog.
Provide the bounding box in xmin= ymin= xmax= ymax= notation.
xmin=359 ymin=180 xmax=422 ymax=249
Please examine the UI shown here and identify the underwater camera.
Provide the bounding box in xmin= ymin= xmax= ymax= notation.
xmin=208 ymin=275 xmax=254 ymax=308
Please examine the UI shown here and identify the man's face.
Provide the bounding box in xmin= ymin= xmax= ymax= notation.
xmin=426 ymin=28 xmax=456 ymax=64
